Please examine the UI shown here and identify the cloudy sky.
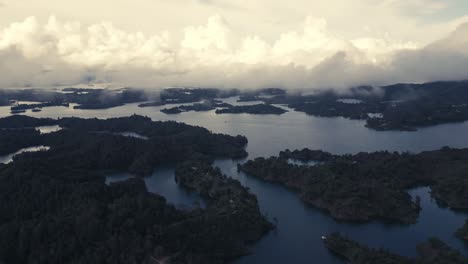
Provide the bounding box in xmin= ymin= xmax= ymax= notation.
xmin=1 ymin=0 xmax=468 ymax=90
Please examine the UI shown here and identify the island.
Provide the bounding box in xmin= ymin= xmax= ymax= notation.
xmin=71 ymin=89 xmax=149 ymax=109
xmin=239 ymin=147 xmax=468 ymax=223
xmin=141 ymin=81 xmax=468 ymax=130
xmin=139 ymin=88 xmax=239 ymax=108
xmin=160 ymin=100 xmax=233 ymax=114
xmin=160 ymin=103 xmax=213 ymax=114
xmin=215 ymin=104 xmax=287 ymax=115
xmin=160 ymin=107 xmax=183 ymax=114
xmin=10 ymin=102 xmax=69 ymax=114
xmin=5 ymin=81 xmax=468 ymax=131
xmin=0 ymin=115 xmax=272 ymax=264
xmin=236 ymin=88 xmax=286 ymax=102
xmin=138 ymin=101 xmax=165 ymax=107
xmin=158 ymin=101 xmax=287 ymax=116
xmin=324 ymin=233 xmax=468 ymax=264
xmin=0 ymin=88 xmax=154 ymax=111
xmin=239 ymin=81 xmax=468 ymax=131
xmin=175 ymin=159 xmax=273 ymax=242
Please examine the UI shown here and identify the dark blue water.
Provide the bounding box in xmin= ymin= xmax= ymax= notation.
xmin=215 ymin=159 xmax=468 ymax=263
xmin=106 ymin=167 xmax=206 ymax=209
xmin=2 ymin=99 xmax=468 ymax=263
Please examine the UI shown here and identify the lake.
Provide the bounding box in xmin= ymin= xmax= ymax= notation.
xmin=1 ymin=99 xmax=467 ymax=263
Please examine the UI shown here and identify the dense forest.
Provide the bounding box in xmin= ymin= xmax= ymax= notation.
xmin=324 ymin=233 xmax=468 ymax=264
xmin=160 ymin=100 xmax=232 ymax=114
xmin=215 ymin=104 xmax=287 ymax=115
xmin=240 ymin=147 xmax=468 ymax=223
xmin=238 ymin=81 xmax=468 ymax=131
xmin=0 ymin=115 xmax=271 ymax=264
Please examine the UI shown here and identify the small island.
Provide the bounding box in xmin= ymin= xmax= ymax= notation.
xmin=161 ymin=107 xmax=183 ymax=114
xmin=160 ymin=100 xmax=233 ymax=114
xmin=10 ymin=102 xmax=69 ymax=113
xmin=215 ymin=104 xmax=287 ymax=115
xmin=158 ymin=101 xmax=287 ymax=115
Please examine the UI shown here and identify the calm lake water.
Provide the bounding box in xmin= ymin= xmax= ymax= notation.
xmin=0 ymin=146 xmax=50 ymax=164
xmin=1 ymin=99 xmax=467 ymax=263
xmin=105 ymin=167 xmax=206 ymax=209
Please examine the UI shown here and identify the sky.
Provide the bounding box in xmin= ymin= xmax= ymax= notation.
xmin=0 ymin=0 xmax=468 ymax=90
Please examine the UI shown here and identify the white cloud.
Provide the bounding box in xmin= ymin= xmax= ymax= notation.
xmin=380 ymin=0 xmax=448 ymax=14
xmin=0 ymin=14 xmax=467 ymax=91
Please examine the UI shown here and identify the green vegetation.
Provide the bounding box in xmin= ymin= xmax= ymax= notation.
xmin=240 ymin=147 xmax=468 ymax=223
xmin=0 ymin=115 xmax=271 ymax=264
xmin=215 ymin=104 xmax=287 ymax=115
xmin=324 ymin=233 xmax=468 ymax=264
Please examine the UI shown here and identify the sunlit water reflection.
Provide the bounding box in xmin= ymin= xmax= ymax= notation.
xmin=0 ymin=146 xmax=50 ymax=164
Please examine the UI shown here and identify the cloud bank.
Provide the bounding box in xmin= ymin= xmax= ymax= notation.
xmin=0 ymin=15 xmax=468 ymax=91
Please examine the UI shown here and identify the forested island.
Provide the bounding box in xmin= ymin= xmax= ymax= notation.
xmin=215 ymin=104 xmax=287 ymax=115
xmin=160 ymin=100 xmax=233 ymax=114
xmin=324 ymin=233 xmax=468 ymax=264
xmin=158 ymin=101 xmax=286 ymax=116
xmin=0 ymin=115 xmax=272 ymax=264
xmin=1 ymin=87 xmax=151 ymax=113
xmin=239 ymin=147 xmax=468 ymax=223
xmin=149 ymin=88 xmax=287 ymax=115
xmin=4 ymin=81 xmax=468 ymax=131
xmin=10 ymin=102 xmax=69 ymax=113
xmin=139 ymin=88 xmax=238 ymax=108
xmin=234 ymin=81 xmax=468 ymax=131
